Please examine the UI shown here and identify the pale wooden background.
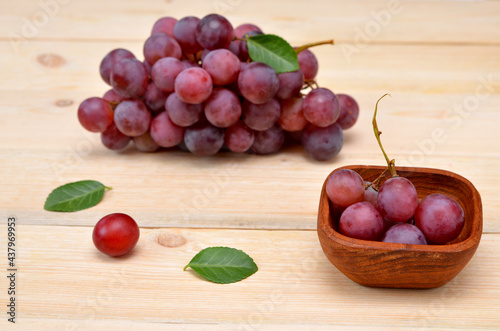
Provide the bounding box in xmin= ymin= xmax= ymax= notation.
xmin=1 ymin=0 xmax=499 ymax=329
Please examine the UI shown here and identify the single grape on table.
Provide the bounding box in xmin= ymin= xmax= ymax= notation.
xmin=78 ymin=14 xmax=361 ymax=160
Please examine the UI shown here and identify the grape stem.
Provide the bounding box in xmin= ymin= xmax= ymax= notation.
xmin=373 ymin=94 xmax=397 ymax=177
xmin=294 ymin=40 xmax=334 ymax=55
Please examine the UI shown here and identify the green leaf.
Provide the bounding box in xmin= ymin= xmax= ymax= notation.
xmin=247 ymin=34 xmax=299 ymax=74
xmin=184 ymin=247 xmax=258 ymax=284
xmin=44 ymin=180 xmax=110 ymax=212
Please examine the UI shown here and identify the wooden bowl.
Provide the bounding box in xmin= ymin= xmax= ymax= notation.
xmin=317 ymin=165 xmax=482 ymax=289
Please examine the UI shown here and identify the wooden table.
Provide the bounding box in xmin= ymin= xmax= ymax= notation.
xmin=1 ymin=0 xmax=500 ymax=329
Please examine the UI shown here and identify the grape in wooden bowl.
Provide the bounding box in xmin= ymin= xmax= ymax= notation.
xmin=317 ymin=165 xmax=482 ymax=289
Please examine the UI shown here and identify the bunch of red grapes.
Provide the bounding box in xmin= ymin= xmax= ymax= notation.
xmin=327 ymin=169 xmax=465 ymax=245
xmin=77 ymin=14 xmax=359 ymax=161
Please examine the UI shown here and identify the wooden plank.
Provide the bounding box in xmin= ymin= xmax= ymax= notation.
xmin=2 ymin=225 xmax=499 ymax=329
xmin=2 ymin=0 xmax=500 ymax=45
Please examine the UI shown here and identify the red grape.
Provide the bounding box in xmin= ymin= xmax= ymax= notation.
xmin=151 ymin=57 xmax=185 ymax=92
xmin=114 ymin=100 xmax=151 ymax=137
xmin=382 ymin=223 xmax=428 ymax=245
xmin=224 ymin=121 xmax=255 ymax=153
xmin=339 ymin=202 xmax=384 ymax=241
xmin=165 ymin=92 xmax=203 ymax=127
xmin=363 ymin=183 xmax=378 ymax=207
xmin=92 ymin=213 xmax=140 ymax=257
xmin=101 ymin=123 xmax=131 ymax=150
xmin=143 ymin=33 xmax=182 ymax=66
xmin=202 ymin=49 xmax=240 ymax=85
xmin=297 ymin=49 xmax=318 ymax=81
xmin=336 ymin=93 xmax=360 ymax=130
xmin=195 ymin=14 xmax=233 ymax=50
xmin=173 ymin=16 xmax=202 ymax=54
xmin=151 ymin=16 xmax=177 ymax=37
xmin=174 ymin=67 xmax=213 ymax=104
xmin=110 ymin=58 xmax=149 ymax=99
xmin=238 ymin=62 xmax=279 ymax=104
xmin=301 ymin=122 xmax=343 ymax=161
xmin=99 ymin=48 xmax=135 ymax=85
xmin=276 ymin=70 xmax=304 ymax=100
xmin=184 ymin=121 xmax=225 ymax=156
xmin=133 ymin=130 xmax=160 ymax=152
xmin=377 ymin=177 xmax=419 ymax=223
xmin=326 ymin=169 xmax=365 ymax=208
xmin=251 ymin=126 xmax=285 ymax=155
xmin=102 ymin=89 xmax=124 ymax=104
xmin=143 ymin=82 xmax=170 ymax=114
xmin=204 ymin=87 xmax=242 ymax=128
xmin=150 ymin=111 xmax=185 ymax=148
xmin=77 ymin=97 xmax=114 ymax=133
xmin=279 ymin=97 xmax=307 ymax=132
xmin=243 ymin=98 xmax=281 ymax=131
xmin=303 ymin=88 xmax=340 ymax=127
xmin=414 ymin=193 xmax=465 ymax=244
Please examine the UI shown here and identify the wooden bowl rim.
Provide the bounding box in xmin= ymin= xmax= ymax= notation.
xmin=319 ymin=165 xmax=483 ymax=253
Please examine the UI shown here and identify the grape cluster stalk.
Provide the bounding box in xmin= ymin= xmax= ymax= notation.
xmin=77 ymin=14 xmax=360 ymax=160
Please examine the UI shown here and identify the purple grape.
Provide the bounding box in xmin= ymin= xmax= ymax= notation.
xmin=238 ymin=62 xmax=279 ymax=104
xmin=336 ymin=93 xmax=359 ymax=130
xmin=227 ymin=41 xmax=240 ymax=58
xmin=151 ymin=17 xmax=177 ymax=37
xmin=339 ymin=202 xmax=384 ymax=241
xmin=243 ymin=98 xmax=281 ymax=131
xmin=114 ymin=100 xmax=151 ymax=137
xmin=143 ymin=33 xmax=182 ymax=66
xmin=184 ymin=121 xmax=225 ymax=156
xmin=303 ymin=88 xmax=340 ymax=127
xmin=77 ymin=97 xmax=114 ymax=133
xmin=101 ymin=123 xmax=131 ymax=150
xmin=301 ymin=122 xmax=343 ymax=161
xmin=414 ymin=193 xmax=465 ymax=244
xmin=377 ymin=177 xmax=419 ymax=223
xmin=224 ymin=121 xmax=255 ymax=153
xmin=382 ymin=223 xmax=427 ymax=245
xmin=165 ymin=92 xmax=202 ymax=127
xmin=174 ymin=67 xmax=213 ymax=104
xmin=251 ymin=126 xmax=285 ymax=155
xmin=363 ymin=183 xmax=378 ymax=207
xmin=151 ymin=57 xmax=185 ymax=92
xmin=279 ymin=97 xmax=307 ymax=132
xmin=133 ymin=130 xmax=160 ymax=152
xmin=102 ymin=89 xmax=124 ymax=104
xmin=276 ymin=70 xmax=304 ymax=100
xmin=202 ymin=49 xmax=241 ymax=85
xmin=99 ymin=48 xmax=135 ymax=85
xmin=204 ymin=88 xmax=241 ymax=128
xmin=110 ymin=58 xmax=149 ymax=99
xmin=173 ymin=16 xmax=202 ymax=54
xmin=195 ymin=14 xmax=233 ymax=50
xmin=150 ymin=111 xmax=185 ymax=148
xmin=143 ymin=82 xmax=170 ymax=114
xmin=326 ymin=169 xmax=365 ymax=208
xmin=297 ymin=49 xmax=318 ymax=81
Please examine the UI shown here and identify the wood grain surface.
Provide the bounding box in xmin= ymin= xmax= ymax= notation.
xmin=1 ymin=0 xmax=499 ymax=329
